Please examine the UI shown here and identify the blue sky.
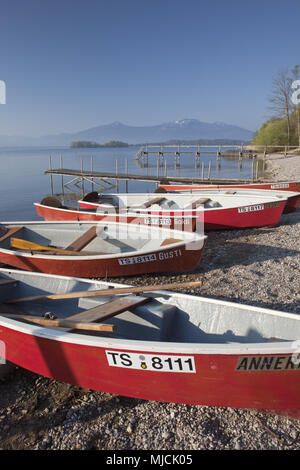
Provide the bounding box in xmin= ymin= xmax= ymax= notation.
xmin=0 ymin=0 xmax=299 ymax=137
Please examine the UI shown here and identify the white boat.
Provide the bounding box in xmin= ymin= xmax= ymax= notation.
xmin=77 ymin=191 xmax=288 ymax=230
xmin=0 ymin=268 xmax=299 ymax=416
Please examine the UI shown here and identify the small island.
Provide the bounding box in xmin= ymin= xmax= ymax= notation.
xmin=70 ymin=140 xmax=129 ymax=148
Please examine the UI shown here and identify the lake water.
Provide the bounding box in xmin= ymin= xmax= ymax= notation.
xmin=0 ymin=145 xmax=256 ymax=221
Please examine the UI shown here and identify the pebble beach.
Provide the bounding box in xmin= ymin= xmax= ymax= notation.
xmin=0 ymin=154 xmax=299 ymax=451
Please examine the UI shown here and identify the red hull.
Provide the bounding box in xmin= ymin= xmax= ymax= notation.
xmin=1 ymin=324 xmax=300 ymax=413
xmin=0 ymin=242 xmax=204 ymax=278
xmin=78 ymin=200 xmax=287 ymax=231
xmin=198 ymin=200 xmax=286 ymax=230
xmin=34 ymin=203 xmax=136 ymax=224
xmin=159 ymin=182 xmax=300 ymax=214
xmin=34 ymin=203 xmax=196 ymax=231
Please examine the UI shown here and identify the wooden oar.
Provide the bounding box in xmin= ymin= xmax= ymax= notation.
xmin=5 ymin=280 xmax=203 ymax=304
xmin=10 ymin=238 xmax=76 ymax=254
xmin=0 ymin=313 xmax=114 ymax=332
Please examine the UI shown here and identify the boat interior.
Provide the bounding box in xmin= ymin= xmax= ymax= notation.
xmin=163 ymin=188 xmax=298 ymax=199
xmin=0 ymin=270 xmax=298 ymax=345
xmin=81 ymin=192 xmax=285 ymax=212
xmin=0 ymin=222 xmax=200 ymax=256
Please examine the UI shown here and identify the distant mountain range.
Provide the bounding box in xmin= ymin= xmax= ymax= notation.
xmin=0 ymin=119 xmax=253 ymax=147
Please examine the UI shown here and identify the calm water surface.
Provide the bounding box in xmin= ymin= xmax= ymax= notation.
xmin=0 ymin=146 xmax=255 ymax=221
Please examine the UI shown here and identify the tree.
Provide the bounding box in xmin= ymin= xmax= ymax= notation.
xmin=268 ymin=68 xmax=293 ymax=146
xmin=252 ymin=118 xmax=290 ymax=150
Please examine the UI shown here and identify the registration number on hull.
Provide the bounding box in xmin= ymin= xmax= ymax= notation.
xmin=238 ymin=204 xmax=264 ymax=213
xmin=144 ymin=218 xmax=171 ymax=225
xmin=270 ymin=183 xmax=289 ymax=189
xmin=118 ymin=254 xmax=157 ymax=265
xmin=143 ymin=217 xmax=192 ymax=225
xmin=118 ymin=249 xmax=183 ymax=265
xmin=106 ymin=351 xmax=196 ymax=373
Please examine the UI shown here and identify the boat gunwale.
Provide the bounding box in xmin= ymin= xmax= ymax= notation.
xmin=157 ymin=189 xmax=300 ymax=197
xmin=77 ymin=193 xmax=289 ymax=212
xmin=0 ymin=269 xmax=299 ymax=356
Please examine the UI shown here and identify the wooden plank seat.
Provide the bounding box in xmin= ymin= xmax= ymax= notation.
xmin=0 ymin=226 xmax=23 ymax=243
xmin=184 ymin=198 xmax=211 ymax=210
xmin=142 ymin=196 xmax=166 ymax=208
xmin=66 ymin=226 xmax=99 ymax=251
xmin=66 ymin=295 xmax=151 ymax=324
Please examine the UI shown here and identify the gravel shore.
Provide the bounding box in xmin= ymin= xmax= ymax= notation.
xmin=0 ymin=156 xmax=299 ymax=451
xmin=264 ymin=152 xmax=300 ymax=181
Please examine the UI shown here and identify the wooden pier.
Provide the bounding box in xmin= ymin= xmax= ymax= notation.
xmin=135 ymin=144 xmax=300 ymax=163
xmin=134 ymin=144 xmax=252 ymax=166
xmin=44 ymin=144 xmax=299 ymax=197
xmin=45 ymin=167 xmax=263 ymax=197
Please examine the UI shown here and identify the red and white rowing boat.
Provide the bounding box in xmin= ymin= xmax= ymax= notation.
xmin=77 ymin=192 xmax=288 ymax=231
xmin=0 ymin=268 xmax=299 ymax=418
xmin=0 ymin=221 xmax=206 ymax=278
xmin=158 ymin=181 xmax=300 ymax=213
xmin=34 ymin=197 xmax=196 ymax=231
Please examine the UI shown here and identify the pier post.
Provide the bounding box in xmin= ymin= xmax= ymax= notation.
xmin=60 ymin=155 xmax=64 ymax=198
xmin=81 ymin=158 xmax=84 ymax=198
xmin=125 ymin=158 xmax=128 ymax=193
xmin=159 ymin=151 xmax=164 ymax=168
xmin=208 ymin=161 xmax=212 ymax=180
xmin=255 ymin=159 xmax=259 ymax=180
xmin=217 ymin=151 xmax=221 ymax=170
xmin=91 ymin=156 xmax=94 ymax=192
xmin=49 ymin=156 xmax=54 ymax=196
xmin=238 ymin=151 xmax=243 ymax=171
xmin=115 ymin=160 xmax=119 ymax=193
